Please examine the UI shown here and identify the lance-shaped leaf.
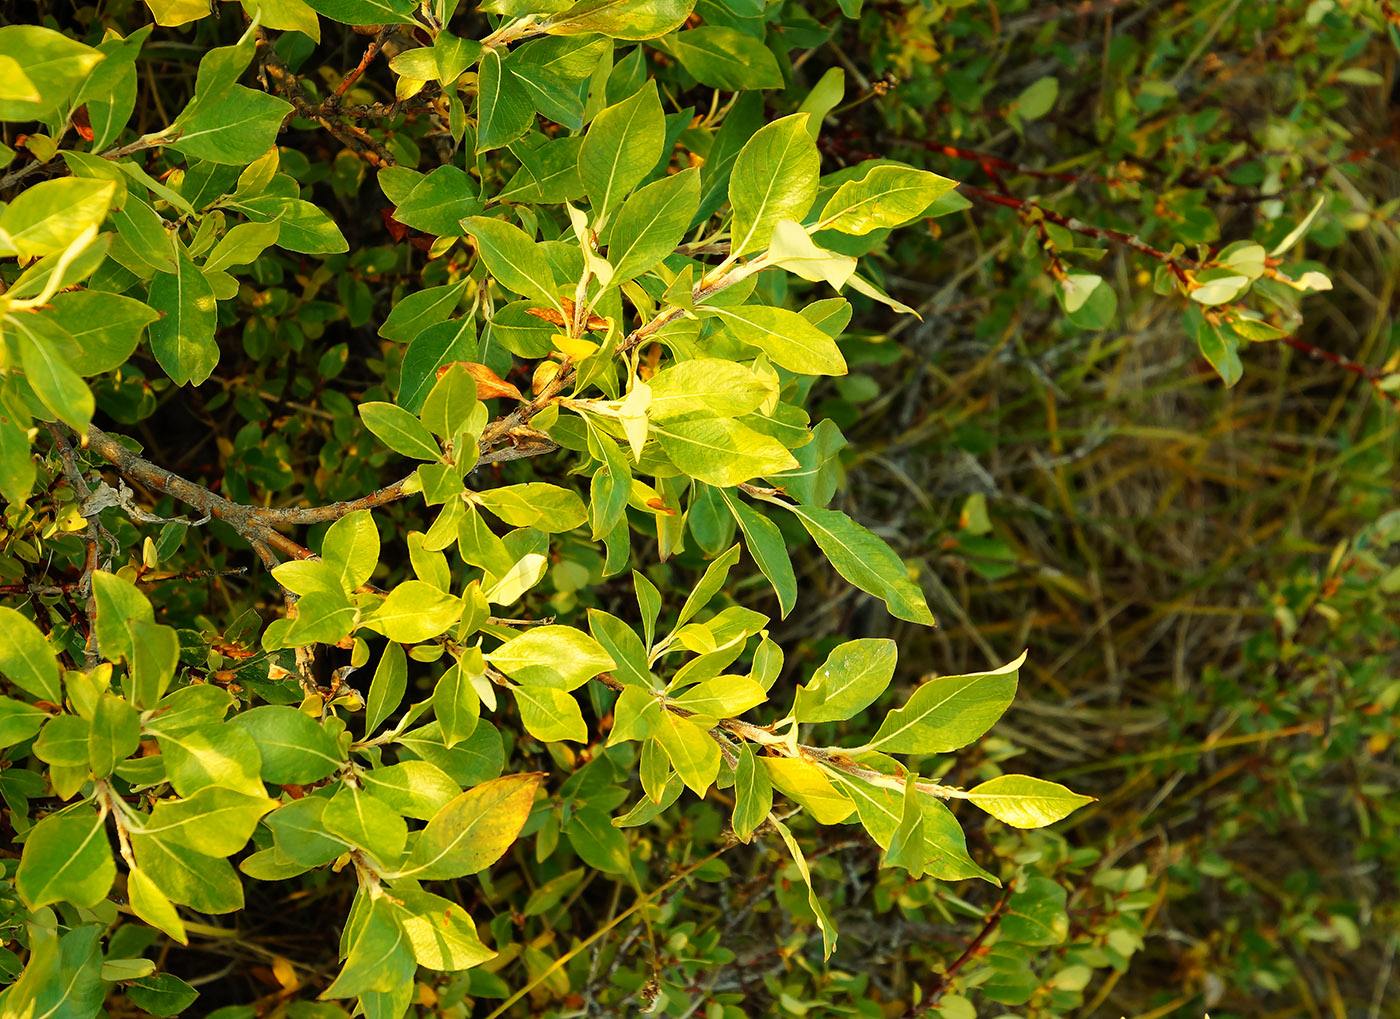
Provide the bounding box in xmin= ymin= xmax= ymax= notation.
xmin=360 ymin=402 xmax=442 ymax=461
xmin=965 ymin=774 xmax=1094 ymax=829
xmin=396 ymin=772 xmax=543 ymax=879
xmin=463 ymin=216 xmax=565 ymax=313
xmin=606 ymin=167 xmax=700 ymax=282
xmin=773 ymin=502 xmax=934 ymax=626
xmin=792 ymin=638 xmax=896 ymax=724
xmin=654 ymin=710 xmax=719 ymax=795
xmin=705 ymin=303 xmax=846 ymax=376
xmin=719 ymin=489 xmax=797 ymax=618
xmin=818 ymin=164 xmax=958 ymax=235
xmin=654 ymin=416 xmax=798 ymax=488
xmin=578 ymin=83 xmax=664 ymax=223
xmin=543 ymin=0 xmax=696 ymax=41
xmin=514 ymin=685 xmax=588 ymax=742
xmin=728 ymin=114 xmax=819 ymax=257
xmin=772 ymin=818 xmax=837 ymax=958
xmin=861 ymin=652 xmax=1025 ymax=755
xmin=487 ymin=625 xmax=614 ymax=690
xmin=17 ymin=810 xmax=116 ymax=909
xmin=148 ymin=249 xmax=219 ymax=386
xmin=0 ymin=607 xmax=61 ymax=703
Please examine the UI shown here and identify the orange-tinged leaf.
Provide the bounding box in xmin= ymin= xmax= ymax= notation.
xmin=394 ymin=772 xmax=544 ymax=879
xmin=436 ymin=361 xmax=524 ymax=401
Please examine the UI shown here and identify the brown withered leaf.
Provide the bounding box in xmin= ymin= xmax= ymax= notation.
xmin=526 ymin=298 xmax=610 ymax=333
xmin=436 ymin=360 xmax=525 ymax=401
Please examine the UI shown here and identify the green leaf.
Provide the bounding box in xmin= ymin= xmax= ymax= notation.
xmin=0 ymin=606 xmax=61 ymax=702
xmin=230 ymin=706 xmax=342 ymax=784
xmin=393 ymin=888 xmax=496 ymax=971
xmin=883 ymin=775 xmax=926 ymax=877
xmin=361 ymin=760 xmax=461 ymax=821
xmin=763 ymin=756 xmax=853 ymax=823
xmin=128 ymin=867 xmax=188 ymax=945
xmin=262 ymin=797 xmax=348 ymax=867
xmin=776 ymin=502 xmax=934 ymax=625
xmin=0 ymin=178 xmax=115 ymax=259
xmin=705 ymin=303 xmax=846 ymax=376
xmin=476 ymin=484 xmax=587 ymax=532
xmin=718 ymin=489 xmax=796 ymax=617
xmin=432 ymin=662 xmax=480 ymax=748
xmin=323 ymin=784 xmax=408 ymax=867
xmin=792 ymin=638 xmax=896 ymax=724
xmin=168 ymin=86 xmax=293 ymax=164
xmin=396 ymin=772 xmax=542 ymax=879
xmin=965 ymin=774 xmax=1094 ymax=829
xmin=587 ymin=610 xmax=654 ymax=688
xmin=462 ymin=215 xmax=564 ymax=312
xmin=674 ymin=674 xmax=766 ymax=720
xmin=487 ymin=625 xmax=614 ymax=689
xmin=647 ymin=357 xmax=773 ymax=421
xmin=818 ymin=165 xmax=958 ymax=235
xmin=129 ymin=830 xmax=244 ymax=913
xmin=322 ymin=510 xmax=380 ymax=591
xmin=654 ymin=416 xmax=798 ymax=488
xmin=92 ymin=570 xmax=155 ymax=663
xmin=157 ymin=723 xmax=264 ymax=797
xmin=49 ymin=290 xmax=161 ymax=374
xmin=4 ymin=926 xmax=104 ymax=1019
xmin=419 ymin=361 xmax=480 ymax=439
xmin=1001 ymin=876 xmax=1069 ymax=945
xmin=203 ymin=219 xmax=281 ymax=273
xmin=654 ymin=710 xmax=719 ymax=795
xmin=302 ymin=0 xmax=418 ymax=23
xmin=771 ymin=818 xmax=837 ymax=957
xmin=323 ymin=895 xmax=415 ymax=999
xmin=0 ymin=25 xmax=105 ymax=121
xmin=1013 ymin=75 xmax=1059 ymax=121
xmin=730 ymin=744 xmax=771 ymax=841
xmin=17 ymin=810 xmax=116 ymax=909
xmin=141 ymin=787 xmax=276 ymax=856
xmin=728 ymin=114 xmax=819 ymax=257
xmin=565 ymin=805 xmax=633 ymax=875
xmin=509 ymin=63 xmax=584 ymax=132
xmin=543 ymin=0 xmax=695 ymax=40
xmin=89 ymin=692 xmax=141 ymax=778
xmin=862 ymin=652 xmax=1024 ymax=755
xmin=669 ymin=26 xmax=782 ymax=90
xmin=148 ymin=249 xmax=220 ymax=386
xmin=0 ymin=695 xmax=49 ymax=749
xmin=607 ymin=168 xmax=700 ymax=282
xmin=476 ymin=49 xmax=535 ymax=153
xmin=360 ymin=402 xmax=442 ymax=461
xmin=770 ymin=417 xmax=845 ymax=507
xmin=796 ymin=67 xmax=844 ymax=141
xmin=366 ymin=641 xmax=407 ymax=734
xmin=34 ymin=714 xmax=90 ymax=767
xmin=578 ymin=83 xmax=664 ymax=222
xmin=395 ymin=165 xmax=483 ymax=237
xmin=126 ymin=973 xmax=199 ymax=1017
xmin=514 ymin=684 xmax=588 ymax=742
xmin=0 ymin=420 xmax=37 ymax=506
xmin=15 ymin=325 xmax=94 ymax=431
xmin=365 ymin=581 xmax=464 ymax=643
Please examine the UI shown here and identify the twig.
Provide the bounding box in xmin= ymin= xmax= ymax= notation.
xmin=79 ymin=423 xmax=312 ymax=562
xmin=904 ymin=885 xmax=1013 ymax=1017
xmin=45 ymin=424 xmax=105 ymax=667
xmin=329 ymin=26 xmax=397 ymax=105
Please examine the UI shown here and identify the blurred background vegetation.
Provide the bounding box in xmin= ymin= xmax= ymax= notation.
xmin=6 ymin=0 xmax=1399 ymax=1016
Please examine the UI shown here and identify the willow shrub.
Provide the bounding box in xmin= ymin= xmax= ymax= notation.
xmin=0 ymin=1 xmax=1108 ymax=1014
